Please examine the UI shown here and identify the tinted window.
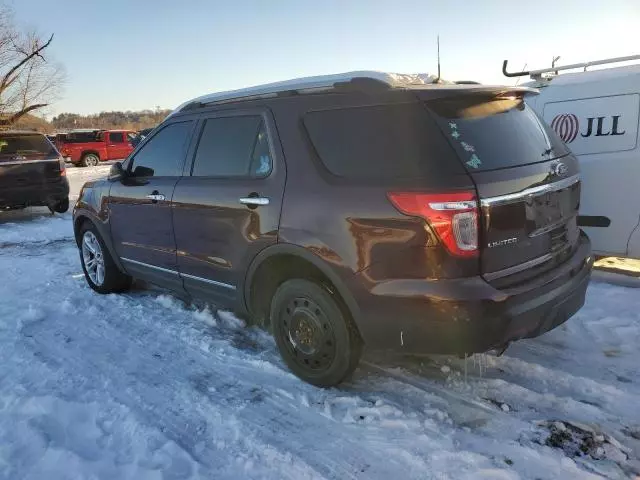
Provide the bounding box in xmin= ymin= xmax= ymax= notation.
xmin=0 ymin=134 xmax=58 ymax=159
xmin=65 ymin=131 xmax=99 ymax=143
xmin=109 ymin=132 xmax=124 ymax=143
xmin=426 ymin=95 xmax=570 ymax=172
xmin=192 ymin=116 xmax=272 ymax=178
xmin=130 ymin=121 xmax=192 ymax=177
xmin=304 ymin=103 xmax=462 ymax=179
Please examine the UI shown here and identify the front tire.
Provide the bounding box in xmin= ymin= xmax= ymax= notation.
xmin=48 ymin=197 xmax=69 ymax=214
xmin=81 ymin=153 xmax=100 ymax=167
xmin=270 ymin=279 xmax=362 ymax=387
xmin=79 ymin=222 xmax=132 ymax=294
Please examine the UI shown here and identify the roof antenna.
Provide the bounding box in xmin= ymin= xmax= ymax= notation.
xmin=552 ymin=56 xmax=561 ymax=75
xmin=436 ymin=35 xmax=441 ymax=83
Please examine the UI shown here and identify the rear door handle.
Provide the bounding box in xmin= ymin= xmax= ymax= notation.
xmin=146 ymin=191 xmax=165 ymax=202
xmin=239 ymin=197 xmax=269 ymax=206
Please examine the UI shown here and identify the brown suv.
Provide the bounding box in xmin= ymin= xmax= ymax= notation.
xmin=73 ymin=72 xmax=593 ymax=386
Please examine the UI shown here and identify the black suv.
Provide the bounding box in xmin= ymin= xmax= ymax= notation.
xmin=73 ymin=72 xmax=593 ymax=386
xmin=0 ymin=131 xmax=69 ymax=213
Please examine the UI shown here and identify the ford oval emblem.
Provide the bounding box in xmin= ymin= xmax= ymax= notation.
xmin=551 ymin=162 xmax=568 ymax=177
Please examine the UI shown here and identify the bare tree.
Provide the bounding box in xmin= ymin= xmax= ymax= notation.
xmin=0 ymin=6 xmax=64 ymax=126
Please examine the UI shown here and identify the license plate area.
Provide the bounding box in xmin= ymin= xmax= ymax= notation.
xmin=532 ymin=191 xmax=564 ymax=228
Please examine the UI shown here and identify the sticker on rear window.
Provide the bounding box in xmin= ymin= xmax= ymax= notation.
xmin=461 ymin=141 xmax=475 ymax=152
xmin=448 ymin=123 xmax=482 ymax=168
xmin=466 ymin=154 xmax=482 ymax=169
xmin=449 ymin=122 xmax=461 ymax=139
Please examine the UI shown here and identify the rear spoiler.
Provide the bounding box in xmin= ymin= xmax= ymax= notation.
xmin=416 ymin=85 xmax=539 ymax=101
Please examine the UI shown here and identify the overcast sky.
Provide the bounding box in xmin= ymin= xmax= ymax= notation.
xmin=10 ymin=0 xmax=640 ymax=116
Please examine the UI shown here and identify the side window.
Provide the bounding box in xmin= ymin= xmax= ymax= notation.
xmin=304 ymin=104 xmax=462 ymax=180
xmin=191 ymin=116 xmax=272 ymax=178
xmin=109 ymin=132 xmax=125 ymax=143
xmin=129 ymin=121 xmax=193 ymax=177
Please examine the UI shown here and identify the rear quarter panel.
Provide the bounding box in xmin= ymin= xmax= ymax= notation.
xmin=269 ymin=93 xmax=477 ymax=282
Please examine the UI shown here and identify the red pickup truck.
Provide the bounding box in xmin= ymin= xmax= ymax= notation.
xmin=60 ymin=130 xmax=136 ymax=167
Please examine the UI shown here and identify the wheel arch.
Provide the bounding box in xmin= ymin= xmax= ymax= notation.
xmin=80 ymin=149 xmax=100 ymax=158
xmin=81 ymin=150 xmax=101 ymax=160
xmin=73 ymin=212 xmax=126 ymax=273
xmin=242 ymin=243 xmax=361 ymax=331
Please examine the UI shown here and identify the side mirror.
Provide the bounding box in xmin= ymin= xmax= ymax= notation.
xmin=108 ymin=161 xmax=125 ymax=180
xmin=133 ymin=165 xmax=154 ymax=177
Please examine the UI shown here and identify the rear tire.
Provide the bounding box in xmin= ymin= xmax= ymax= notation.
xmin=81 ymin=153 xmax=100 ymax=167
xmin=270 ymin=279 xmax=362 ymax=387
xmin=79 ymin=222 xmax=132 ymax=294
xmin=48 ymin=197 xmax=69 ymax=214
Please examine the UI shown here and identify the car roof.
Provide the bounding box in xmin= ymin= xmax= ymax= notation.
xmin=169 ymin=71 xmax=538 ymax=117
xmin=170 ymin=71 xmax=439 ymax=112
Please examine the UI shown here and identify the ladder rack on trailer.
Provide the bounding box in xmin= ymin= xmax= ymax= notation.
xmin=503 ymin=55 xmax=640 ymax=79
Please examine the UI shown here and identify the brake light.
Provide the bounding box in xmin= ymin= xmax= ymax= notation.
xmin=387 ymin=191 xmax=479 ymax=257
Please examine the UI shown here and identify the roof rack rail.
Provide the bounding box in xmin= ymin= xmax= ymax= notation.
xmin=172 ymin=71 xmax=439 ymax=115
xmin=503 ymin=54 xmax=640 ymax=79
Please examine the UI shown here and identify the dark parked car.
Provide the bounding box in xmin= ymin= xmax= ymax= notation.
xmin=73 ymin=72 xmax=593 ymax=386
xmin=0 ymin=131 xmax=69 ymax=213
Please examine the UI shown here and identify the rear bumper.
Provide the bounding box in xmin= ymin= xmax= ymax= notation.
xmin=0 ymin=178 xmax=69 ymax=208
xmin=349 ymin=232 xmax=593 ymax=354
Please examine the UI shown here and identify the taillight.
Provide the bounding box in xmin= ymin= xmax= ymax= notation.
xmin=387 ymin=191 xmax=479 ymax=257
xmin=59 ymin=157 xmax=67 ymax=176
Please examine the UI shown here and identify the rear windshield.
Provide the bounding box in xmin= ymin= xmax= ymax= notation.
xmin=304 ymin=103 xmax=463 ymax=180
xmin=0 ymin=133 xmax=58 ymax=159
xmin=425 ymin=94 xmax=569 ymax=172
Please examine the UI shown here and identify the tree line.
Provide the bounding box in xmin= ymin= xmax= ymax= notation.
xmin=50 ymin=110 xmax=171 ymax=132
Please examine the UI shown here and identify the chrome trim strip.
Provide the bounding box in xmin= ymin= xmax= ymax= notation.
xmin=480 ymin=174 xmax=580 ymax=207
xmin=181 ymin=272 xmax=236 ymax=290
xmin=121 ymin=257 xmax=179 ymax=276
xmin=428 ymin=200 xmax=477 ymax=211
xmin=483 ymin=253 xmax=554 ymax=281
xmin=0 ymin=159 xmax=60 ymax=166
xmin=121 ymin=257 xmax=236 ymax=290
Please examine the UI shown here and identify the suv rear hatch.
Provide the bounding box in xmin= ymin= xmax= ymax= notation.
xmin=423 ymin=88 xmax=581 ymax=288
xmin=0 ymin=133 xmax=64 ymax=189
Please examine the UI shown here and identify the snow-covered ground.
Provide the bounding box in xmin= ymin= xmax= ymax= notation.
xmin=0 ymin=166 xmax=639 ymax=479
